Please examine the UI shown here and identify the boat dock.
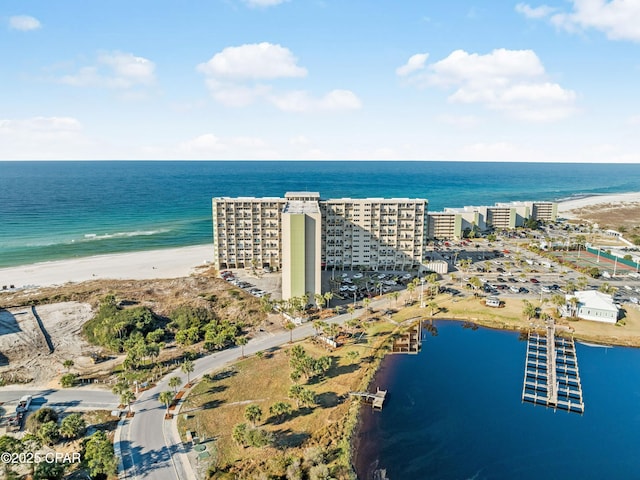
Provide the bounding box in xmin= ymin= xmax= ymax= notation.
xmin=522 ymin=318 xmax=584 ymax=414
xmin=349 ymin=388 xmax=388 ymax=410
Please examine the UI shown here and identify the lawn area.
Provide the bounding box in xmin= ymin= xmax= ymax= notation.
xmin=177 ymin=320 xmax=397 ymax=479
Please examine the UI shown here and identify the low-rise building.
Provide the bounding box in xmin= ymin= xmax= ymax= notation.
xmin=562 ymin=290 xmax=619 ymax=323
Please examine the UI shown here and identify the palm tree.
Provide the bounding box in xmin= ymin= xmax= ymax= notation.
xmin=324 ymin=291 xmax=334 ymax=310
xmin=159 ymin=391 xmax=174 ymax=417
xmin=522 ymin=300 xmax=537 ymax=321
xmin=236 ymin=336 xmax=248 ymax=358
xmin=285 ymin=321 xmax=296 ymax=343
xmin=391 ymin=291 xmax=400 ymax=305
xmin=427 ymin=300 xmax=439 ymax=317
xmin=314 ymin=293 xmax=325 ymax=310
xmin=63 ymin=359 xmax=74 ymax=372
xmin=577 ymin=276 xmax=588 ymax=291
xmin=168 ymin=376 xmax=182 ymax=393
xmin=407 ymin=282 xmax=416 ymax=303
xmin=347 ymin=305 xmax=355 ymax=320
xmin=121 ymin=390 xmax=135 ymax=414
xmin=244 ymin=404 xmax=262 ymax=427
xmin=569 ymin=296 xmax=580 ymax=317
xmin=181 ymin=359 xmax=195 ymax=385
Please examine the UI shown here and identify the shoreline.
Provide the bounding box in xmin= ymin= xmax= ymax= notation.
xmin=0 ymin=244 xmax=214 ymax=290
xmin=557 ymin=191 xmax=640 ymax=218
xmin=2 ymin=189 xmax=639 ymax=287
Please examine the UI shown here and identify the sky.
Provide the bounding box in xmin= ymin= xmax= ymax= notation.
xmin=1 ymin=0 xmax=640 ymax=162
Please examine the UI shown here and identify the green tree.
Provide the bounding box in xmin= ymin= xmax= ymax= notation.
xmin=346 ymin=350 xmax=360 ymax=364
xmin=323 ymin=291 xmax=334 ymax=310
xmin=62 ymin=359 xmax=74 ymax=372
xmin=427 ymin=300 xmax=439 ymax=316
xmin=33 ymin=461 xmax=65 ymax=480
xmin=244 ymin=404 xmax=263 ymax=427
xmin=83 ymin=430 xmax=117 ymax=478
xmin=59 ymin=413 xmax=86 ymax=440
xmin=269 ymin=401 xmax=293 ymax=423
xmin=60 ymin=373 xmax=77 ymax=388
xmin=232 ymin=423 xmax=248 ymax=447
xmin=289 ymin=384 xmax=303 ymax=407
xmin=299 ymin=388 xmax=316 ymax=408
xmin=285 ymin=321 xmax=296 ymax=343
xmin=159 ymin=391 xmax=174 ymax=416
xmin=314 ymin=293 xmax=325 ymax=310
xmin=168 ymin=376 xmax=182 ymax=393
xmin=38 ymin=421 xmax=59 ymax=446
xmin=522 ymin=300 xmax=537 ymax=321
xmin=236 ymin=336 xmax=248 ymax=358
xmin=181 ymin=359 xmax=195 ymax=385
xmin=120 ymin=390 xmax=135 ymax=414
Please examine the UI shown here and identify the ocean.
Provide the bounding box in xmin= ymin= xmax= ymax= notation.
xmin=354 ymin=321 xmax=640 ymax=480
xmin=2 ymin=161 xmax=640 ymax=268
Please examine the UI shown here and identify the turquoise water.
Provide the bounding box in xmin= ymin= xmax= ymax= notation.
xmin=2 ymin=161 xmax=640 ymax=267
xmin=355 ymin=321 xmax=640 ymax=479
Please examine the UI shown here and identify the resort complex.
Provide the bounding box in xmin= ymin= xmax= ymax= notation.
xmin=212 ymin=192 xmax=558 ymax=299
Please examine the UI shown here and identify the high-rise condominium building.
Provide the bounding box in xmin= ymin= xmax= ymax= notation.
xmin=212 ymin=192 xmax=429 ymax=300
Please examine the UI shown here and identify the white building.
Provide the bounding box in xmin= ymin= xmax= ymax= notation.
xmin=562 ymin=290 xmax=619 ymax=324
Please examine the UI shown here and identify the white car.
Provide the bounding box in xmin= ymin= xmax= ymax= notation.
xmin=353 ymin=273 xmax=363 ymax=279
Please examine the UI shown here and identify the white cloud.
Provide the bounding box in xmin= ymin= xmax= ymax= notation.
xmin=520 ymin=1 xmax=640 ymax=42
xmin=269 ymin=89 xmax=361 ymax=112
xmin=515 ymin=3 xmax=556 ymax=19
xmin=198 ymin=42 xmax=361 ymax=111
xmin=175 ymin=133 xmax=279 ymax=159
xmin=396 ymin=53 xmax=429 ymax=77
xmin=0 ymin=116 xmax=93 ymax=159
xmin=628 ymin=114 xmax=640 ymax=125
xmin=401 ymin=48 xmax=576 ymax=121
xmin=243 ymin=0 xmax=289 ymax=7
xmin=8 ymin=15 xmax=41 ymax=31
xmin=197 ymin=42 xmax=307 ymax=80
xmin=60 ymin=51 xmax=156 ymax=89
xmin=437 ymin=114 xmax=479 ymax=127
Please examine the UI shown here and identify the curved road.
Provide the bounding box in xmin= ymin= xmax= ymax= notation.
xmin=121 ymin=297 xmax=396 ymax=480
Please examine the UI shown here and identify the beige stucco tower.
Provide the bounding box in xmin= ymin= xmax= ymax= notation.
xmin=281 ymin=192 xmax=322 ymax=301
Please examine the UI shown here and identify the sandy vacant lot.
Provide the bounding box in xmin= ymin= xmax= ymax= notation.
xmin=0 ymin=302 xmax=118 ymax=387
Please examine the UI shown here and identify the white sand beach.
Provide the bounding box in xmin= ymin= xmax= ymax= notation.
xmin=558 ymin=192 xmax=640 ymax=218
xmin=0 ymin=244 xmax=214 ymax=290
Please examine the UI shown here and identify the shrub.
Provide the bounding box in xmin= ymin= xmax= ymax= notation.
xmin=60 ymin=373 xmax=77 ymax=388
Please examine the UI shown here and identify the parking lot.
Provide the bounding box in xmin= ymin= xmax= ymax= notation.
xmin=218 ymin=235 xmax=640 ymax=313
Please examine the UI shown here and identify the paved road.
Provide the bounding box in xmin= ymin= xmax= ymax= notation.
xmin=0 ymin=387 xmax=118 ymax=411
xmin=121 ymin=296 xmax=395 ymax=480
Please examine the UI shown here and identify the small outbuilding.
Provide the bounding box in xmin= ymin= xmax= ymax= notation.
xmin=486 ymin=296 xmax=501 ymax=308
xmin=562 ymin=290 xmax=619 ymax=323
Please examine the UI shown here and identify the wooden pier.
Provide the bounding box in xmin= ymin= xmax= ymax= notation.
xmin=349 ymin=388 xmax=388 ymax=410
xmin=522 ymin=318 xmax=584 ymax=414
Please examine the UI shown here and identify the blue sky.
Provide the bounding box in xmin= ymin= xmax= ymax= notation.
xmin=2 ymin=0 xmax=639 ymax=161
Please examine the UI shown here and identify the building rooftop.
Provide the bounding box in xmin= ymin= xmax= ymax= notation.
xmin=283 ymin=200 xmax=320 ymax=214
xmin=568 ymin=290 xmax=618 ymax=312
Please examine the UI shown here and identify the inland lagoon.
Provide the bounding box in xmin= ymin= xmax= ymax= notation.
xmin=355 ymin=320 xmax=640 ymax=479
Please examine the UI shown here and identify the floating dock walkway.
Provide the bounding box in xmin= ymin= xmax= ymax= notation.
xmin=522 ymin=319 xmax=584 ymax=414
xmin=349 ymin=388 xmax=387 ymax=410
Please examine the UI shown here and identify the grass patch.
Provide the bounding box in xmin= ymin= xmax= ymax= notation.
xmin=178 ymin=321 xmax=397 ymax=478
